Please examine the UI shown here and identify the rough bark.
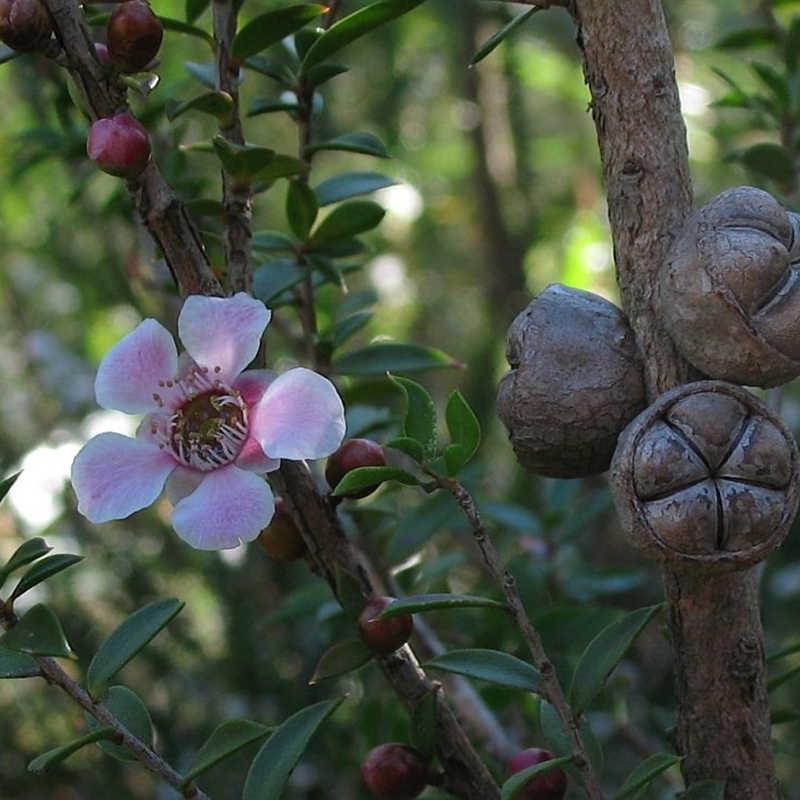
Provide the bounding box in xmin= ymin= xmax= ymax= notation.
xmin=569 ymin=1 xmax=780 ymax=796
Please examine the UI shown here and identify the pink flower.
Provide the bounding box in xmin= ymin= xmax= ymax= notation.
xmin=71 ymin=293 xmax=345 ymax=550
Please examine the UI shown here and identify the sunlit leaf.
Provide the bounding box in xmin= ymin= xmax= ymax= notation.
xmin=471 ymin=6 xmax=540 ymax=66
xmin=232 ymin=5 xmax=328 ymax=61
xmin=501 ymin=755 xmax=573 ymax=800
xmin=0 ymin=604 xmax=74 ymax=658
xmin=302 ymin=0 xmax=425 ymax=70
xmin=569 ymin=604 xmax=662 ymax=714
xmin=85 ymin=686 xmax=152 ymax=761
xmin=389 ymin=375 xmax=438 ymax=461
xmin=308 ymin=638 xmax=372 ymax=684
xmin=242 ymin=697 xmax=346 ymax=800
xmin=333 ymin=342 xmax=461 ymax=376
xmin=613 ymin=753 xmax=683 ymax=800
xmin=379 ymin=593 xmax=507 ymax=618
xmin=306 ymin=131 xmax=389 ymax=158
xmin=310 ymin=200 xmax=386 ymax=245
xmin=9 ymin=554 xmax=83 ymax=601
xmin=183 ymin=719 xmax=270 ymax=785
xmin=314 ymin=171 xmax=396 ymax=205
xmin=87 ymin=598 xmax=184 ymax=698
xmin=424 ymin=649 xmax=542 ymax=692
xmin=28 ymin=727 xmax=116 ymax=774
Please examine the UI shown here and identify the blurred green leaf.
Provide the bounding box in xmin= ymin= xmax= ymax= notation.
xmin=410 ymin=687 xmax=438 ymax=760
xmin=379 ymin=593 xmax=507 ymax=618
xmin=713 ymin=25 xmax=777 ymax=49
xmin=9 ymin=554 xmax=83 ymax=602
xmin=287 ymin=179 xmax=319 ymax=240
xmin=232 ymin=5 xmax=328 ymax=61
xmin=0 ymin=535 xmax=49 ymax=592
xmin=0 ymin=471 xmax=20 ymax=504
xmin=251 ymin=153 xmax=308 ymax=183
xmin=333 ymin=342 xmax=461 ymax=376
xmin=471 ymin=6 xmax=540 ymax=66
xmin=314 ymin=171 xmax=396 ymax=205
xmin=569 ymin=604 xmax=662 ymax=714
xmin=386 ymin=489 xmax=459 ymax=563
xmin=768 ymin=660 xmax=800 ymax=692
xmin=751 ymin=62 xmax=789 ymax=108
xmin=242 ymin=696 xmax=346 ymax=800
xmin=28 ymin=727 xmax=116 ymax=774
xmin=310 ymin=200 xmax=386 ymax=245
xmin=306 ymin=131 xmax=389 ymax=158
xmin=301 ymin=0 xmax=426 ymax=70
xmin=424 ymin=649 xmax=542 ymax=692
xmin=247 ymin=96 xmax=300 ymax=116
xmin=389 ymin=375 xmax=438 ymax=461
xmin=728 ymin=142 xmax=796 ymax=182
xmin=0 ymin=645 xmax=39 ymax=678
xmin=87 ymin=598 xmax=184 ymax=698
xmin=501 ymin=755 xmax=573 ymax=800
xmin=678 ymin=781 xmax=727 ymax=800
xmin=253 ymin=259 xmax=306 ymax=304
xmin=183 ymin=719 xmax=270 ymax=785
xmin=540 ymin=700 xmax=604 ymax=773
xmin=185 ymin=0 xmax=211 ymax=24
xmin=613 ymin=753 xmax=682 ymax=800
xmin=165 ymin=91 xmax=234 ymax=121
xmin=85 ymin=686 xmax=152 ymax=761
xmin=252 ymin=231 xmax=297 ymax=254
xmin=308 ymin=638 xmax=372 ymax=684
xmin=0 ymin=604 xmax=74 ymax=658
xmin=443 ymin=389 xmax=480 ymax=475
xmin=325 ymin=310 xmax=372 ymax=347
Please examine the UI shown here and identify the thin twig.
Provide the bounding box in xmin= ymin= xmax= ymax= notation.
xmin=436 ymin=474 xmax=604 ymax=800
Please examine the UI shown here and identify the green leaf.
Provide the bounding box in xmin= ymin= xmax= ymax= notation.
xmin=539 ymin=700 xmax=604 ymax=772
xmin=424 ymin=649 xmax=542 ymax=692
xmin=331 ymin=465 xmax=421 ymax=497
xmin=310 ymin=200 xmax=386 ymax=245
xmin=0 ymin=604 xmax=74 ymax=658
xmin=501 ymin=755 xmax=573 ymax=800
xmin=306 ymin=131 xmax=389 ymax=158
xmin=0 ymin=470 xmax=21 ymax=504
xmin=389 ymin=375 xmax=438 ymax=461
xmin=286 ymin=179 xmax=319 ymax=240
xmin=443 ymin=389 xmax=480 ymax=475
xmin=333 ymin=342 xmax=461 ymax=376
xmin=385 ymin=435 xmax=425 ymax=462
xmin=325 ymin=310 xmax=372 ymax=347
xmin=87 ymin=598 xmax=184 ymax=698
xmin=410 ymin=687 xmax=438 ymax=760
xmin=252 ymin=231 xmax=297 ymax=254
xmin=186 ymin=0 xmax=211 ymax=24
xmin=251 ymin=153 xmax=308 ymax=183
xmin=166 ymin=91 xmax=234 ymax=122
xmin=613 ymin=753 xmax=683 ymax=800
xmin=29 ymin=728 xmax=116 ymax=773
xmin=242 ymin=697 xmax=346 ymax=800
xmin=0 ymin=536 xmax=50 ymax=592
xmin=729 ymin=142 xmax=796 ymax=183
xmin=471 ymin=6 xmax=540 ymax=66
xmin=253 ymin=259 xmax=307 ymax=304
xmin=314 ymin=171 xmax=396 ymax=205
xmin=159 ymin=16 xmax=214 ymax=45
xmin=379 ymin=593 xmax=507 ymax=618
xmin=678 ymin=781 xmax=727 ymax=800
xmin=232 ymin=5 xmax=328 ymax=61
xmin=713 ymin=25 xmax=777 ymax=49
xmin=301 ymin=0 xmax=425 ymax=70
xmin=308 ymin=638 xmax=372 ymax=684
xmin=212 ymin=136 xmax=276 ymax=179
xmin=9 ymin=554 xmax=83 ymax=602
xmin=569 ymin=604 xmax=662 ymax=714
xmin=183 ymin=719 xmax=270 ymax=785
xmin=28 ymin=727 xmax=116 ymax=774
xmin=85 ymin=686 xmax=153 ymax=761
xmin=334 ymin=567 xmax=367 ymax=620
xmin=0 ymin=645 xmax=39 ymax=678
xmin=768 ymin=660 xmax=800 ymax=692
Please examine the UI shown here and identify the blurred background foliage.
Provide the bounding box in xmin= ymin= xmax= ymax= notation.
xmin=2 ymin=1 xmax=800 ymax=798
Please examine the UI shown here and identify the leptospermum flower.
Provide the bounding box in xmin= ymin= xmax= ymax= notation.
xmin=71 ymin=293 xmax=345 ymax=550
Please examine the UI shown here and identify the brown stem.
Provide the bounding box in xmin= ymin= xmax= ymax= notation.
xmin=213 ymin=0 xmax=253 ymax=294
xmin=570 ymin=1 xmax=779 ymax=796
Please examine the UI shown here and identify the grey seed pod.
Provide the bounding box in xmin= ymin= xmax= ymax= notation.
xmin=658 ymin=186 xmax=800 ymax=388
xmin=609 ymin=380 xmax=800 ymax=571
xmin=497 ymin=283 xmax=646 ymax=478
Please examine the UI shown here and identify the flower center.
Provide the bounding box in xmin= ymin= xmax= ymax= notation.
xmin=152 ymin=365 xmax=248 ymax=471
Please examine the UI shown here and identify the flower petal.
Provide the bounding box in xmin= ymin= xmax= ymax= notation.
xmin=235 ymin=437 xmax=281 ymax=473
xmin=178 ymin=293 xmax=271 ymax=382
xmin=170 ymin=466 xmax=275 ymax=550
xmin=252 ymin=368 xmax=346 ymax=460
xmin=71 ymin=433 xmax=175 ymax=523
xmin=95 ymin=319 xmax=178 ymax=413
xmin=233 ymin=368 xmax=276 ymax=405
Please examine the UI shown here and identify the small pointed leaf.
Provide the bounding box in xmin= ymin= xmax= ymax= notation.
xmin=28 ymin=727 xmax=116 ymax=774
xmin=166 ymin=91 xmax=234 ymax=121
xmin=333 ymin=342 xmax=461 ymax=376
xmin=389 ymin=374 xmax=438 ymax=461
xmin=443 ymin=389 xmax=480 ymax=475
xmin=308 ymin=638 xmax=372 ymax=684
xmin=332 ymin=465 xmax=421 ymax=497
xmin=0 ymin=645 xmax=40 ymax=678
xmin=242 ymin=697 xmax=346 ymax=800
xmin=159 ymin=17 xmax=214 ymax=44
xmin=379 ymin=593 xmax=507 ymax=618
xmin=212 ymin=136 xmax=275 ymax=180
xmin=183 ymin=719 xmax=270 ymax=785
xmin=501 ymin=755 xmax=573 ymax=800
xmin=232 ymin=5 xmax=328 ymax=61
xmin=613 ymin=752 xmax=683 ymax=800
xmin=569 ymin=604 xmax=662 ymax=714
xmin=424 ymin=649 xmax=542 ymax=692
xmin=0 ymin=470 xmax=21 ymax=504
xmin=310 ymin=200 xmax=385 ymax=245
xmin=0 ymin=604 xmax=74 ymax=658
xmin=301 ymin=0 xmax=425 ymax=70
xmin=385 ymin=435 xmax=426 ymax=462
xmin=471 ymin=6 xmax=540 ymax=66
xmin=315 ymin=171 xmax=395 ymax=205
xmin=306 ymin=131 xmax=389 ymax=158
xmin=87 ymin=598 xmax=184 ymax=698
xmin=85 ymin=686 xmax=152 ymax=761
xmin=9 ymin=554 xmax=83 ymax=601
xmin=0 ymin=536 xmax=50 ymax=591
